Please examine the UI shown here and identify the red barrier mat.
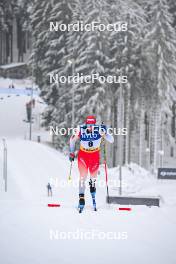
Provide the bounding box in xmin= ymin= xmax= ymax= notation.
xmin=118 ymin=208 xmax=132 ymax=211
xmin=48 ymin=204 xmax=60 ymax=207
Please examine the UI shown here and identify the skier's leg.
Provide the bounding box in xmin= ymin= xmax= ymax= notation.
xmin=89 ymin=177 xmax=96 ymax=193
xmin=89 ymin=151 xmax=100 ymax=184
xmin=78 ymin=151 xmax=88 ymax=193
xmin=89 ymin=177 xmax=96 ymax=209
xmin=78 ymin=151 xmax=88 ymax=212
xmin=78 ymin=176 xmax=87 ymax=213
xmin=89 ymin=151 xmax=100 ymax=210
xmin=79 ymin=176 xmax=87 ymax=194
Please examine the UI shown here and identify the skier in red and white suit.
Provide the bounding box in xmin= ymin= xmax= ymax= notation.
xmin=69 ymin=116 xmax=114 ymax=212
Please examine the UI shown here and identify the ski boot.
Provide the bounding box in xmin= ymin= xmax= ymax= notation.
xmin=78 ymin=193 xmax=85 ymax=213
xmin=89 ymin=179 xmax=97 ymax=211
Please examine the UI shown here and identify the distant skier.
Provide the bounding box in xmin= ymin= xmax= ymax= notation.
xmin=47 ymin=183 xmax=52 ymax=197
xmin=69 ymin=115 xmax=114 ymax=213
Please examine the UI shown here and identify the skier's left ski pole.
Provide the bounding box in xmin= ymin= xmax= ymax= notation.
xmin=68 ymin=161 xmax=73 ymax=181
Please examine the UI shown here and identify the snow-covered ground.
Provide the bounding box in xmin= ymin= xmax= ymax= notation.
xmin=0 ymin=77 xmax=38 ymax=90
xmin=0 ymin=139 xmax=176 ymax=264
xmin=108 ymin=164 xmax=176 ymax=206
xmin=0 ymin=78 xmax=176 ymax=264
xmin=0 ymin=78 xmax=49 ymax=141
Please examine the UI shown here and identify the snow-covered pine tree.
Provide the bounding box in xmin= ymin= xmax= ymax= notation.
xmin=169 ymin=0 xmax=176 ymax=28
xmin=49 ymin=0 xmax=84 ymax=135
xmin=49 ymin=0 xmax=112 ymax=147
xmin=41 ymin=0 xmax=73 ymax=135
xmin=108 ymin=0 xmax=146 ymax=166
xmin=66 ymin=0 xmax=112 ymax=124
xmin=30 ymin=0 xmax=51 ymax=87
xmin=0 ymin=0 xmax=7 ymax=31
xmin=143 ymin=0 xmax=176 ymax=171
xmin=0 ymin=0 xmax=19 ymax=64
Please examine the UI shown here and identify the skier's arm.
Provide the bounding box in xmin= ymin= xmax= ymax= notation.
xmin=69 ymin=134 xmax=79 ymax=153
xmin=100 ymin=125 xmax=114 ymax=143
xmin=104 ymin=132 xmax=114 ymax=143
xmin=69 ymin=134 xmax=79 ymax=162
xmin=69 ymin=126 xmax=80 ymax=153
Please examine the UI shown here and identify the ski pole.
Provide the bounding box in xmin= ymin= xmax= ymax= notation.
xmin=102 ymin=138 xmax=110 ymax=203
xmin=68 ymin=161 xmax=73 ymax=181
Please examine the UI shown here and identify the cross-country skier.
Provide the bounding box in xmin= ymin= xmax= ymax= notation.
xmin=69 ymin=115 xmax=114 ymax=213
xmin=47 ymin=183 xmax=52 ymax=197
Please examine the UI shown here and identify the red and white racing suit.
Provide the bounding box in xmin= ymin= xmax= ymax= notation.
xmin=70 ymin=125 xmax=114 ymax=194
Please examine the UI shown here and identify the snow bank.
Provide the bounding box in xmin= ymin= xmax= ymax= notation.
xmin=107 ymin=162 xmax=176 ymax=206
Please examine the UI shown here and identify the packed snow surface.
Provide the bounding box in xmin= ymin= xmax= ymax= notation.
xmin=0 ymin=77 xmax=176 ymax=264
xmin=0 ymin=139 xmax=176 ymax=264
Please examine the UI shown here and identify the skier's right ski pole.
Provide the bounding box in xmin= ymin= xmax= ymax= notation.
xmin=68 ymin=162 xmax=73 ymax=181
xmin=103 ymin=138 xmax=110 ymax=203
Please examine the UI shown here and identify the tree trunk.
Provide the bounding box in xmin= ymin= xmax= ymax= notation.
xmin=138 ymin=98 xmax=145 ymax=167
xmin=112 ymin=95 xmax=118 ymax=167
xmin=124 ymin=84 xmax=131 ymax=165
xmin=150 ymin=106 xmax=159 ymax=174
